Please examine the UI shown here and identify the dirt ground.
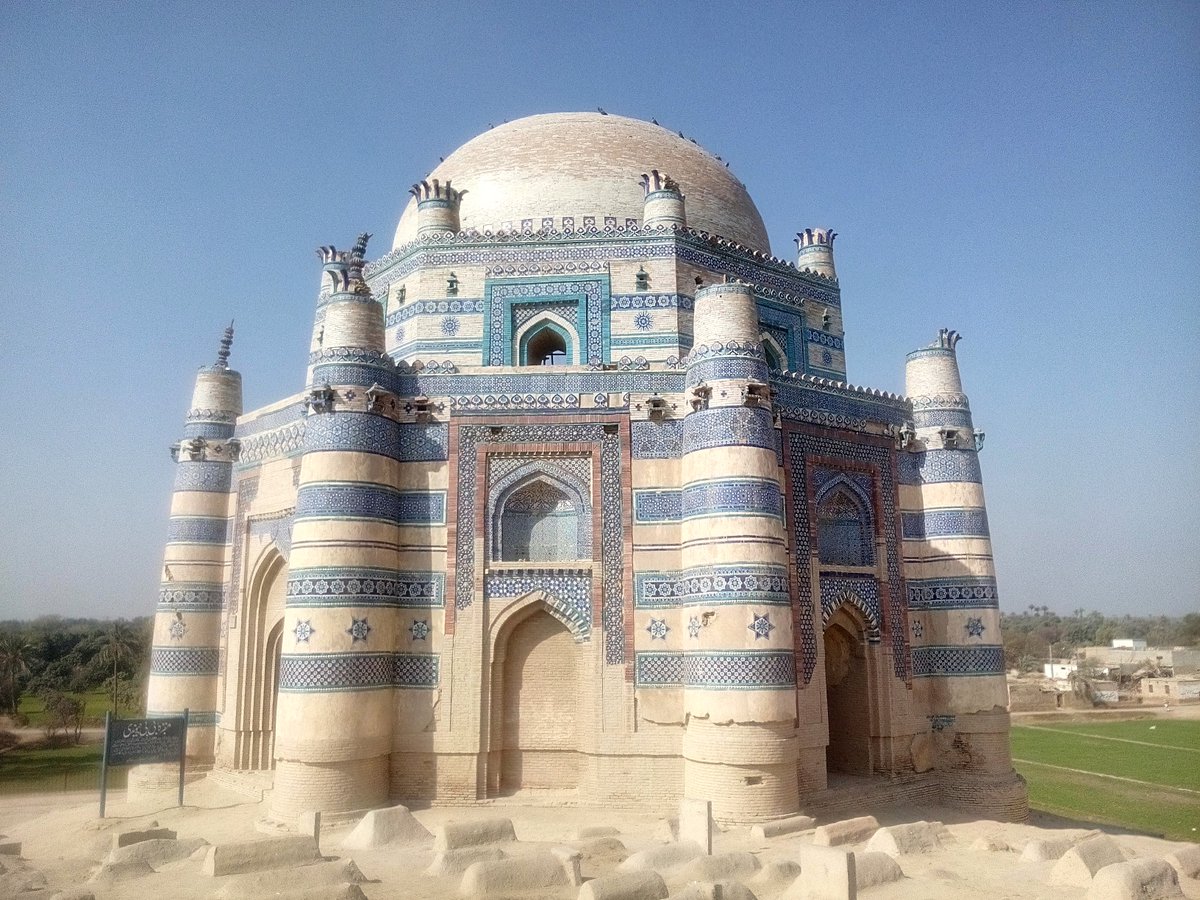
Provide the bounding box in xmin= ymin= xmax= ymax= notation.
xmin=1 ymin=776 xmax=1197 ymax=900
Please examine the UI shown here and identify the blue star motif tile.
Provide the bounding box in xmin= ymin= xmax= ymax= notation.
xmin=749 ymin=612 xmax=775 ymax=640
xmin=347 ymin=617 xmax=372 ymax=644
xmin=294 ymin=620 xmax=315 ymax=644
xmin=441 ymin=315 xmax=459 ymax=336
xmin=633 ymin=311 xmax=653 ymax=331
xmin=912 ymin=619 xmax=924 ymax=638
xmin=410 ymin=619 xmax=430 ymax=641
xmin=965 ymin=617 xmax=985 ymax=639
xmin=646 ymin=618 xmax=669 ymax=640
xmin=168 ymin=614 xmax=187 ymax=641
xmin=687 ymin=616 xmax=701 ymax=639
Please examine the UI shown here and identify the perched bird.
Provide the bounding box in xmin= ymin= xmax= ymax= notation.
xmin=678 ymin=130 xmax=685 ymax=138
xmin=652 ymin=117 xmax=659 ymax=125
xmin=597 ymin=107 xmax=607 ymax=115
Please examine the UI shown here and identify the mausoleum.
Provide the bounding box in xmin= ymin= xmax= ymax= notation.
xmin=140 ymin=112 xmax=1027 ymax=824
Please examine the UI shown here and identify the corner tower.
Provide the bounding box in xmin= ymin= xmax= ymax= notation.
xmin=680 ymin=282 xmax=798 ymax=822
xmin=903 ymin=329 xmax=1026 ymax=818
xmin=796 ymin=228 xmax=837 ymax=280
xmin=271 ymin=234 xmax=403 ymax=823
xmin=145 ymin=325 xmax=242 ymax=770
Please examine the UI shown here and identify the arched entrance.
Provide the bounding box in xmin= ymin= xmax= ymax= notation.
xmin=235 ymin=548 xmax=286 ymax=770
xmin=488 ymin=605 xmax=580 ymax=795
xmin=824 ymin=607 xmax=873 ymax=775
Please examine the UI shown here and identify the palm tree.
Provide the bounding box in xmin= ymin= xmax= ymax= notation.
xmin=0 ymin=632 xmax=34 ymax=716
xmin=99 ymin=621 xmax=142 ymax=715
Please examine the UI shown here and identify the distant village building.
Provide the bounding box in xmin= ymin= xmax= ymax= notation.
xmin=137 ymin=112 xmax=1026 ymax=824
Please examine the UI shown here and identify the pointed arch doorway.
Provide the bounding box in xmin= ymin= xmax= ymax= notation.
xmin=486 ymin=600 xmax=582 ymax=796
xmin=235 ymin=548 xmax=286 ymax=770
xmin=824 ymin=606 xmax=874 ymax=776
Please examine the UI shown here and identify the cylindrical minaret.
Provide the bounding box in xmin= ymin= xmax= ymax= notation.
xmin=903 ymin=329 xmax=1025 ymax=819
xmin=410 ymin=179 xmax=467 ymax=236
xmin=680 ymin=282 xmax=798 ymax=822
xmin=640 ymin=170 xmax=687 ymax=229
xmin=145 ymin=325 xmax=242 ymax=772
xmin=270 ymin=234 xmax=402 ymax=823
xmin=795 ymin=228 xmax=837 ymax=280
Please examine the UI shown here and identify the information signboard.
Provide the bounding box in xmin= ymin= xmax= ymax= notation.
xmin=99 ymin=709 xmax=188 ymax=817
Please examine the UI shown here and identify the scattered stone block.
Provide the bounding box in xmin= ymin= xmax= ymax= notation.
xmin=108 ymin=836 xmax=208 ymax=868
xmin=970 ymin=835 xmax=1011 ymax=852
xmin=577 ymin=837 xmax=628 ymax=860
xmin=782 ymin=844 xmax=857 ymax=900
xmin=342 ymin=804 xmax=433 ymax=850
xmin=435 ymin=818 xmax=517 ymax=851
xmin=1020 ymin=830 xmax=1099 ymax=862
xmin=658 ymin=816 xmax=681 ymax=842
xmin=50 ymin=890 xmax=96 ymax=900
xmin=458 ymin=849 xmax=581 ymax=897
xmin=576 ymin=825 xmax=621 ymax=839
xmin=1086 ymin=858 xmax=1184 ymax=900
xmin=87 ymin=858 xmax=155 ymax=885
xmin=812 ymin=816 xmax=879 ymax=847
xmin=578 ymin=869 xmax=669 ymax=900
xmin=749 ymin=859 xmax=802 ymax=893
xmin=201 ymin=834 xmax=321 ymax=877
xmin=299 ymin=810 xmax=322 ymax=854
xmin=1050 ymin=835 xmax=1127 ymax=887
xmin=854 ymin=851 xmax=903 ymax=889
xmin=671 ymin=881 xmax=758 ymax=900
xmin=864 ymin=821 xmax=951 ymax=857
xmin=0 ymin=841 xmax=21 ymax=856
xmin=617 ymin=840 xmax=704 ymax=872
xmin=426 ymin=846 xmax=506 ymax=877
xmin=1164 ymin=845 xmax=1200 ymax=880
xmin=679 ymin=799 xmax=714 ymax=854
xmin=214 ymin=859 xmax=368 ymax=899
xmin=750 ymin=815 xmax=816 ymax=840
xmin=679 ymin=851 xmax=761 ymax=882
xmin=112 ymin=827 xmax=176 ymax=851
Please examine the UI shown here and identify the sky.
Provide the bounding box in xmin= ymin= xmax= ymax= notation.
xmin=1 ymin=2 xmax=1197 ymax=621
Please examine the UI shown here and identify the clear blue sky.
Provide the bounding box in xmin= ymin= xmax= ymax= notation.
xmin=1 ymin=2 xmax=1196 ymax=620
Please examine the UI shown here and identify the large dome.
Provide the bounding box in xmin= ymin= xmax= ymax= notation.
xmin=393 ymin=112 xmax=770 ymax=253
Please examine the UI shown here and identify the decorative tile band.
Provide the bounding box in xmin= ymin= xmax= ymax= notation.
xmin=173 ymin=461 xmax=233 ymax=493
xmin=234 ymin=402 xmax=306 ymax=438
xmin=183 ymin=422 xmax=235 ymax=440
xmin=149 ymin=646 xmax=220 ymax=677
xmin=278 ymin=651 xmax=395 ymax=692
xmin=395 ymin=653 xmax=440 ymax=688
xmin=912 ymin=408 xmax=975 ymax=430
xmin=293 ymin=482 xmax=447 ymax=527
xmin=484 ymin=570 xmax=592 ymax=638
xmin=611 ymin=293 xmax=694 ymax=311
xmin=634 ymin=565 xmax=790 ymax=608
xmin=632 ymin=490 xmax=681 ymax=523
xmin=682 ymin=478 xmax=783 ymax=521
xmin=901 ymin=508 xmax=990 ymax=539
xmin=386 ymin=298 xmax=485 ymax=326
xmin=685 ymin=356 xmax=769 ymax=388
xmin=286 ymin=568 xmax=445 ymax=608
xmin=682 ymin=406 xmax=776 ymax=454
xmin=399 ymin=422 xmax=449 ymax=461
xmin=819 ymin=574 xmax=882 ymax=641
xmin=803 ymin=328 xmax=844 ymax=350
xmin=623 ymin=648 xmax=800 ymax=690
xmin=906 ymin=576 xmax=999 ymax=610
xmin=237 ymin=421 xmax=305 ymax=466
xmin=771 ymin=378 xmax=910 ymax=429
xmin=910 ymin=644 xmax=1005 ymax=678
xmin=303 ymin=412 xmax=404 ymax=461
xmin=158 ymin=584 xmax=224 ymax=611
xmin=631 ymin=420 xmax=683 ymax=459
xmin=166 ymin=516 xmax=230 ymax=545
xmin=898 ymin=450 xmax=983 ymax=485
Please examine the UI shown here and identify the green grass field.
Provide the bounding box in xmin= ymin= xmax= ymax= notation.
xmin=1012 ymin=719 xmax=1200 ymax=841
xmin=0 ymin=742 xmax=125 ymax=794
xmin=16 ymin=690 xmax=118 ymax=727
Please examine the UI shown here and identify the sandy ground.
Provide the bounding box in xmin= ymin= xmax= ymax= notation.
xmin=0 ymin=778 xmax=1197 ymax=900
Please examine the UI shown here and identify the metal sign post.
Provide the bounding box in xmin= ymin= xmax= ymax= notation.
xmin=99 ymin=709 xmax=189 ymax=819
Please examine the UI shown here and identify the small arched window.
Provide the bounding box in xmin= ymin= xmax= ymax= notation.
xmin=500 ymin=479 xmax=580 ymax=561
xmin=817 ymin=487 xmax=873 ymax=567
xmin=521 ymin=323 xmax=570 ymax=366
xmin=764 ymin=342 xmax=784 ymax=372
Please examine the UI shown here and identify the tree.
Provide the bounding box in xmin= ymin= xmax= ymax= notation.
xmin=0 ymin=631 xmax=34 ymax=716
xmin=98 ymin=622 xmax=142 ymax=714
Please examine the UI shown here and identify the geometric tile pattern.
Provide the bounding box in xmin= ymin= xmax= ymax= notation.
xmin=897 ymin=449 xmax=983 ymax=486
xmin=632 ymin=490 xmax=681 ymax=523
xmin=278 ymin=651 xmax=395 ymax=692
xmin=912 ymin=408 xmax=975 ymax=430
xmin=512 ymin=299 xmax=579 ymax=329
xmin=395 ymin=652 xmax=439 ymax=688
xmin=237 ymin=421 xmax=305 ymax=466
xmin=386 ymin=298 xmax=486 ymax=327
xmin=486 ymin=457 xmax=593 ymax=560
xmin=906 ymin=576 xmax=999 ymax=610
xmin=819 ymin=574 xmax=882 ymax=642
xmin=683 ymin=564 xmax=791 ymax=606
xmin=149 ymin=646 xmax=220 ymax=677
xmin=294 ymin=482 xmax=446 ymax=525
xmin=285 ymin=568 xmax=445 ymax=608
xmin=484 ymin=570 xmax=592 ymax=639
xmin=173 ymin=461 xmax=233 ymax=493
xmin=786 ymin=429 xmax=909 ymax=684
xmin=682 ymin=478 xmax=784 ymax=520
xmin=631 ymin=420 xmax=683 ymax=459
xmin=157 ymin=584 xmax=225 ymax=611
xmin=304 ymin=412 xmax=404 ymax=462
xmin=485 ymin=276 xmax=607 ymax=365
xmin=398 ymin=423 xmax=449 ymax=461
xmin=910 ymin=644 xmax=1005 ymax=678
xmin=901 ymin=508 xmax=990 ymax=539
xmin=682 ymin=406 xmax=777 ymax=454
xmin=611 ymin=293 xmax=694 ymax=310
xmin=166 ymin=516 xmax=230 ymax=544
xmin=453 ymin=422 xmax=625 ymax=664
xmin=634 ymin=651 xmax=683 ymax=687
xmin=684 ymin=650 xmax=796 ymax=688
